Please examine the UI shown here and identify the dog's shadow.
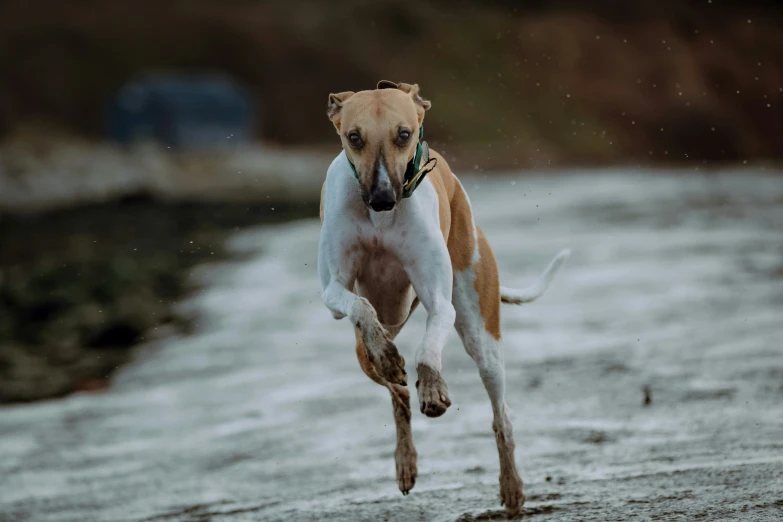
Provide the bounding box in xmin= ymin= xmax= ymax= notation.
xmin=455 ymin=504 xmax=558 ymax=521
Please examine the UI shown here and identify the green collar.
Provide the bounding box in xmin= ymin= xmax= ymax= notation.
xmin=346 ymin=125 xmax=437 ymax=199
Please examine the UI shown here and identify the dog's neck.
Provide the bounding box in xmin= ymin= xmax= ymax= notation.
xmin=369 ymin=207 xmax=397 ymax=229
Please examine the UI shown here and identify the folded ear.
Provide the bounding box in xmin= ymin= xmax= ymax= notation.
xmin=377 ymin=80 xmax=399 ymax=90
xmin=326 ymin=91 xmax=355 ymax=131
xmin=377 ymin=80 xmax=431 ymax=121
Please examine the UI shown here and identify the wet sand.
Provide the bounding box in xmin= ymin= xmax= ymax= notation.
xmin=1 ymin=170 xmax=782 ymax=521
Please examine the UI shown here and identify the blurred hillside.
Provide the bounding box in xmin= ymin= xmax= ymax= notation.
xmin=1 ymin=0 xmax=783 ymax=166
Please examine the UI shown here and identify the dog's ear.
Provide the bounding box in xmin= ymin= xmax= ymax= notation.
xmin=377 ymin=80 xmax=399 ymax=90
xmin=326 ymin=91 xmax=355 ymax=131
xmin=398 ymin=83 xmax=431 ymax=110
xmin=377 ymin=80 xmax=431 ymax=122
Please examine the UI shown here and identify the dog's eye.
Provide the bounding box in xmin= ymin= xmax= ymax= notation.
xmin=397 ymin=130 xmax=411 ymax=144
xmin=348 ymin=132 xmax=363 ymax=148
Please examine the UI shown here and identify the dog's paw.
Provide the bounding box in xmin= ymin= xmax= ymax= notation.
xmin=395 ymin=443 xmax=417 ymax=495
xmin=499 ymin=471 xmax=525 ymax=517
xmin=415 ymin=363 xmax=451 ymax=418
xmin=370 ymin=340 xmax=407 ymax=386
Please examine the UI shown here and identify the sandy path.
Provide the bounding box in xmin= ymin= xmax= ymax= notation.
xmin=1 ymin=170 xmax=782 ymax=521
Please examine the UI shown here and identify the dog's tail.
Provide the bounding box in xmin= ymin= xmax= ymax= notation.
xmin=500 ymin=249 xmax=571 ymax=305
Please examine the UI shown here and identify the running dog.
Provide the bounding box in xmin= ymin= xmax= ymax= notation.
xmin=318 ymin=80 xmax=569 ymax=516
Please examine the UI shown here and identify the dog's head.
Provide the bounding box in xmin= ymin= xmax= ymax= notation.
xmin=327 ymin=80 xmax=431 ymax=212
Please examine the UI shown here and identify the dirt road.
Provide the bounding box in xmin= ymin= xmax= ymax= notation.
xmin=2 ymin=170 xmax=782 ymax=521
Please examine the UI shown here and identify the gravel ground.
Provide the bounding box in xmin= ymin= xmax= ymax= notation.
xmin=1 ymin=170 xmax=782 ymax=522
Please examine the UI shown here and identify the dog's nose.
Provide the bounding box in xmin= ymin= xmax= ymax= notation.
xmin=369 ymin=192 xmax=396 ymax=212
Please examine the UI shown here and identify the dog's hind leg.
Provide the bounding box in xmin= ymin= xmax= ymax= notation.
xmin=453 ymin=228 xmax=524 ymax=516
xmin=354 ymin=322 xmax=417 ymax=495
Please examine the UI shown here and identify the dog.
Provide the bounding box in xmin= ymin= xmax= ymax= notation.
xmin=318 ymin=80 xmax=569 ymax=516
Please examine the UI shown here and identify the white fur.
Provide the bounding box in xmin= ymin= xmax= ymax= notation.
xmin=319 ymin=151 xmax=455 ymax=366
xmin=376 ymin=160 xmax=395 ymax=200
xmin=500 ymin=249 xmax=571 ymax=304
xmin=319 ymin=151 xmax=567 ymax=367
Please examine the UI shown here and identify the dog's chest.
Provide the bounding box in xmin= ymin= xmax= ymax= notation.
xmin=354 ymin=232 xmax=414 ymax=324
xmin=357 ymin=234 xmax=407 ymax=284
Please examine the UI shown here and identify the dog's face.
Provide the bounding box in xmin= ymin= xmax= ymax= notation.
xmin=327 ymin=81 xmax=431 ymax=212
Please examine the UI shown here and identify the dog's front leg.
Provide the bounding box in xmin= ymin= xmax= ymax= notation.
xmin=321 ymin=280 xmax=406 ymax=385
xmin=318 ymin=232 xmax=407 ymax=386
xmin=402 ymin=240 xmax=456 ymax=418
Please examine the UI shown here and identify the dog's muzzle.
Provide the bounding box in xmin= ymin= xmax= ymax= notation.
xmin=368 ymin=190 xmax=396 ymax=212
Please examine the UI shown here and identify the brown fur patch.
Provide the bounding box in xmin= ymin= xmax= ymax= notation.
xmin=444 ymin=170 xmax=475 ymax=272
xmin=423 ymin=150 xmax=454 ymax=239
xmin=422 ymin=152 xmax=500 ymax=340
xmin=354 ymin=330 xmax=385 ymax=386
xmin=474 ymin=227 xmax=502 ymax=340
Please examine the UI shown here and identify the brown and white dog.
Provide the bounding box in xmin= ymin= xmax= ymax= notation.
xmin=318 ymin=80 xmax=569 ymax=516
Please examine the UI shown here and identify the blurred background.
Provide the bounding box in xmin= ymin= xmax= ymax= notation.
xmin=1 ymin=2 xmax=783 ymax=520
xmin=3 ymin=1 xmax=783 ymax=160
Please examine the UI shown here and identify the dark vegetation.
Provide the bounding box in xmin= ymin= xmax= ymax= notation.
xmin=0 ymin=199 xmax=313 ymax=403
xmin=1 ymin=0 xmax=783 ymax=165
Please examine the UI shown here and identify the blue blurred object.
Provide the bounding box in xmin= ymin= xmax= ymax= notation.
xmin=107 ymin=74 xmax=256 ymax=150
